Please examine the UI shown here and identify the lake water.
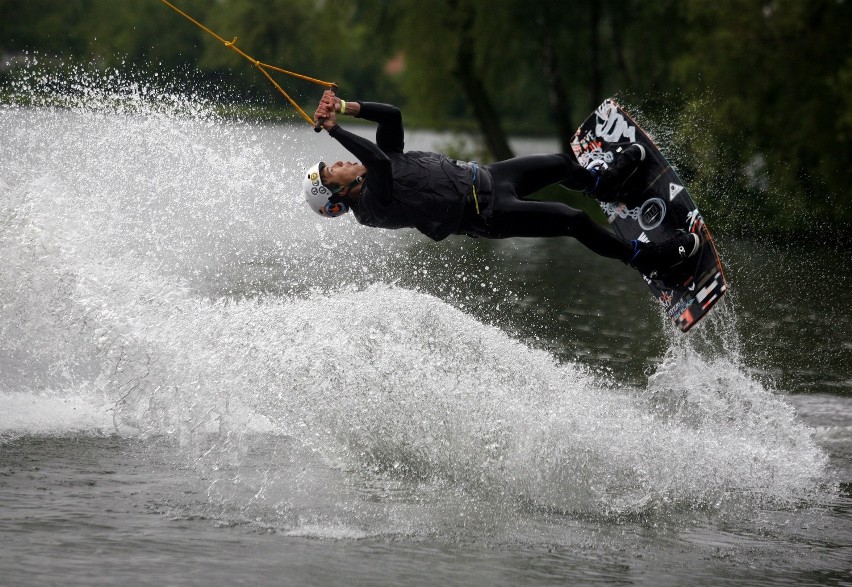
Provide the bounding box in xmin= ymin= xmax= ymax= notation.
xmin=1 ymin=69 xmax=850 ymax=585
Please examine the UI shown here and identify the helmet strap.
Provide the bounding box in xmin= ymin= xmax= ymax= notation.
xmin=329 ymin=175 xmax=365 ymax=198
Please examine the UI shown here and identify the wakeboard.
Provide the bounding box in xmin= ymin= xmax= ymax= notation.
xmin=571 ymin=98 xmax=727 ymax=332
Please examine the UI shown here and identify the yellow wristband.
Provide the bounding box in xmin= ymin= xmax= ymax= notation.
xmin=339 ymin=100 xmax=347 ymax=115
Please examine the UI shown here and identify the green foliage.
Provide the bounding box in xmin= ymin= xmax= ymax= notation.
xmin=671 ymin=0 xmax=852 ymax=235
xmin=0 ymin=0 xmax=210 ymax=67
xmin=2 ymin=0 xmax=849 ymax=236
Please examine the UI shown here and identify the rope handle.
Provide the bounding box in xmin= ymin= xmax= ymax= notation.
xmin=314 ymin=84 xmax=339 ymax=133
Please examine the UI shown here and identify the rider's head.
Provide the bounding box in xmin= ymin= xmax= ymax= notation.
xmin=302 ymin=161 xmax=365 ymax=218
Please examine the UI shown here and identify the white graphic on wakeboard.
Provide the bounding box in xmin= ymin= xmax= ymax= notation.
xmin=669 ymin=183 xmax=684 ymax=201
xmin=595 ymin=102 xmax=636 ymax=143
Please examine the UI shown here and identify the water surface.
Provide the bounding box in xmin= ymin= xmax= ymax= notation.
xmin=1 ymin=68 xmax=849 ymax=585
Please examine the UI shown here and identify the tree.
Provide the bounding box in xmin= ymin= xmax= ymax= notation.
xmin=672 ymin=0 xmax=852 ymax=234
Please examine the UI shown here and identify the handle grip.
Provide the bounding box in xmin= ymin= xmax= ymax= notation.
xmin=314 ymin=84 xmax=338 ymax=132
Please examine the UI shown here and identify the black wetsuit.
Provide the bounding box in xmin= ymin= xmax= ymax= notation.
xmin=327 ymin=102 xmax=633 ymax=261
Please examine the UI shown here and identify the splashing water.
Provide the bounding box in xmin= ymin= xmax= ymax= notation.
xmin=0 ymin=63 xmax=829 ymax=533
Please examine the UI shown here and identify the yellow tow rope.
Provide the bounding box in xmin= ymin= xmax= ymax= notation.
xmin=159 ymin=0 xmax=335 ymax=127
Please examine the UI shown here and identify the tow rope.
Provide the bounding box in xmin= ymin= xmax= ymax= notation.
xmin=159 ymin=0 xmax=335 ymax=129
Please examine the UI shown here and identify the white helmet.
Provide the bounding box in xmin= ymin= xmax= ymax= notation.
xmin=303 ymin=162 xmax=349 ymax=218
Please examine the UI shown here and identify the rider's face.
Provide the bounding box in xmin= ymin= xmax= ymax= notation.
xmin=322 ymin=161 xmax=366 ymax=191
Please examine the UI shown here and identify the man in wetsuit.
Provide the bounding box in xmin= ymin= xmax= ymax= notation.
xmin=303 ymin=90 xmax=699 ymax=277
